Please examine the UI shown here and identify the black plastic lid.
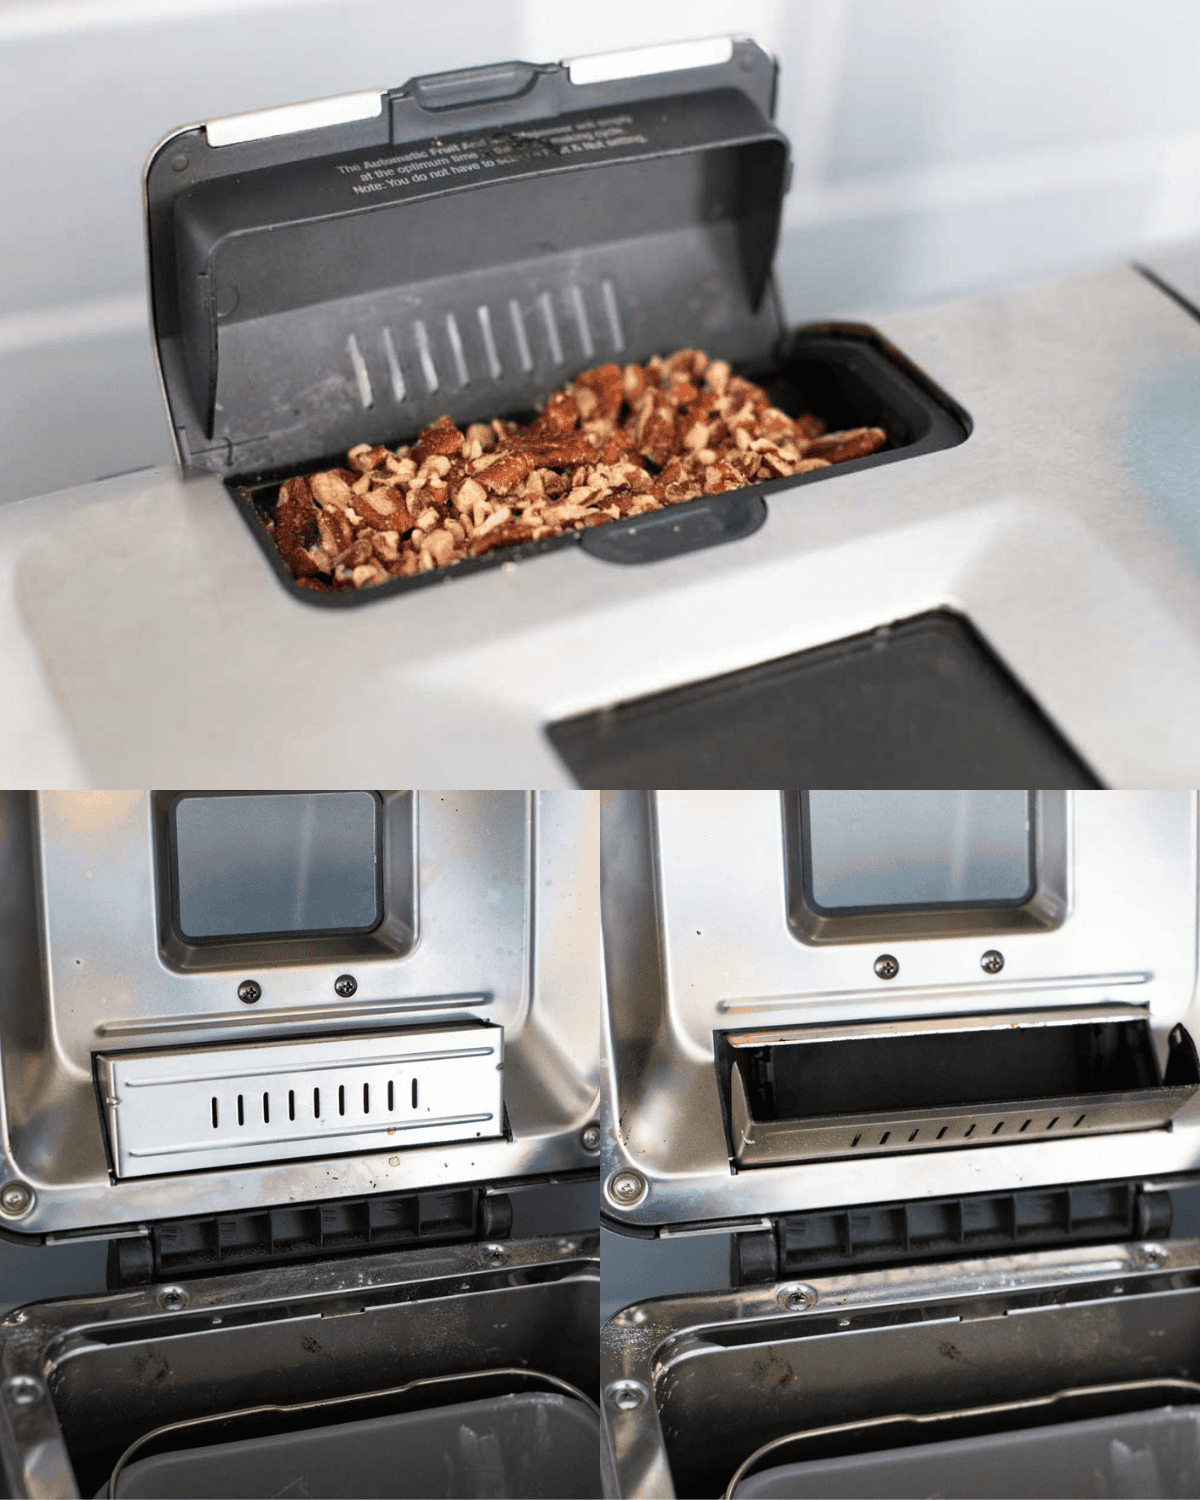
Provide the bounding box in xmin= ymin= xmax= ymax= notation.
xmin=144 ymin=39 xmax=789 ymax=478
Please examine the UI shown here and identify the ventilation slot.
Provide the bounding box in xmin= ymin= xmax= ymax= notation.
xmin=538 ymin=291 xmax=563 ymax=365
xmin=413 ymin=319 xmax=439 ymax=393
xmin=509 ymin=299 xmax=532 ymax=372
xmin=347 ymin=332 xmax=373 ymax=409
xmin=477 ymin=305 xmax=502 ymax=380
xmin=380 ymin=326 xmax=406 ymax=403
xmin=601 ymin=278 xmax=624 ymax=350
xmin=569 ymin=284 xmax=594 ymax=360
xmin=445 ymin=312 xmax=469 ymax=387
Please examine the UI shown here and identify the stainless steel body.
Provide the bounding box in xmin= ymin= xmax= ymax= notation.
xmin=0 ymin=790 xmax=601 ymax=1237
xmin=600 ymin=1238 xmax=1200 ymax=1498
xmin=6 ymin=259 xmax=1200 ymax=784
xmin=600 ymin=790 xmax=1200 ymax=1229
xmin=0 ymin=1231 xmax=599 ymax=1500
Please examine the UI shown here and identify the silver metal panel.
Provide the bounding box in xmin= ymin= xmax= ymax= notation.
xmin=722 ymin=1003 xmax=1143 ymax=1047
xmin=6 ymin=265 xmax=1200 ymax=781
xmin=600 ymin=790 xmax=1200 ymax=1228
xmin=0 ymin=790 xmax=601 ymax=1235
xmin=97 ymin=1027 xmax=504 ymax=1178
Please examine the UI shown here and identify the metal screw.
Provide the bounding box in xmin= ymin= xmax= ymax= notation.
xmin=1136 ymin=1245 xmax=1166 ymax=1268
xmin=777 ymin=1283 xmax=819 ymax=1313
xmin=607 ymin=1381 xmax=647 ymax=1411
xmin=334 ymin=974 xmax=358 ymax=998
xmin=481 ymin=1243 xmax=508 ymax=1264
xmin=0 ymin=1183 xmax=33 ymax=1217
xmin=873 ymin=954 xmax=899 ymax=981
xmin=981 ymin=950 xmax=1005 ymax=975
xmin=580 ymin=1122 xmax=602 ymax=1152
xmin=5 ymin=1377 xmax=42 ymax=1407
xmin=237 ymin=980 xmax=261 ymax=1004
xmin=607 ymin=1170 xmax=647 ymax=1207
xmin=156 ymin=1286 xmax=190 ymax=1312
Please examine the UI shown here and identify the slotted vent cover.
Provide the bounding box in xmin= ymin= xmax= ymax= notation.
xmin=97 ymin=1026 xmax=503 ymax=1179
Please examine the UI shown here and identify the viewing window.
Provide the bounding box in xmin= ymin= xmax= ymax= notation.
xmin=171 ymin=792 xmax=382 ymax=941
xmin=805 ymin=790 xmax=1033 ymax=912
xmin=783 ymin=790 xmax=1067 ymax=944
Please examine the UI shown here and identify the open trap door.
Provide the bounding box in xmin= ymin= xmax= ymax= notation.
xmin=718 ymin=1008 xmax=1200 ymax=1169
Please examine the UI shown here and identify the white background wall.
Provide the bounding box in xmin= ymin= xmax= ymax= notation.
xmin=4 ymin=0 xmax=1200 ymax=504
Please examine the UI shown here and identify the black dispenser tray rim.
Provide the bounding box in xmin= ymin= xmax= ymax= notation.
xmin=226 ymin=325 xmax=969 ymax=608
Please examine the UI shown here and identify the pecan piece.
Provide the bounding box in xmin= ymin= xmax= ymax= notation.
xmin=805 ymin=427 xmax=887 ymax=462
xmin=347 ymin=443 xmax=387 ymax=473
xmin=274 ymin=477 xmax=324 ymax=577
xmin=411 ymin=414 xmax=464 ymax=464
xmin=574 ymin=362 xmax=625 ymax=423
xmin=309 ymin=471 xmax=353 ymax=511
xmin=476 ymin=452 xmax=534 ymax=494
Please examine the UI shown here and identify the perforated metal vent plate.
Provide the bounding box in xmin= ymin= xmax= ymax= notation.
xmin=96 ymin=1026 xmax=504 ymax=1179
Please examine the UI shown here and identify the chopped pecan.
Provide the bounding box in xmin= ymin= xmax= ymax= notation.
xmin=310 ymin=471 xmax=353 ymax=510
xmin=476 ymin=452 xmax=534 ymax=494
xmin=348 ymin=443 xmax=387 ymax=473
xmin=805 ymin=427 xmax=887 ymax=462
xmin=574 ymin=362 xmax=625 ymax=423
xmin=411 ymin=414 xmax=464 ymax=464
xmin=266 ymin=348 xmax=888 ymax=591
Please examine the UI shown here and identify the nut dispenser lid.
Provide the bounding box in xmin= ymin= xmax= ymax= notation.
xmin=144 ymin=38 xmax=789 ymax=479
